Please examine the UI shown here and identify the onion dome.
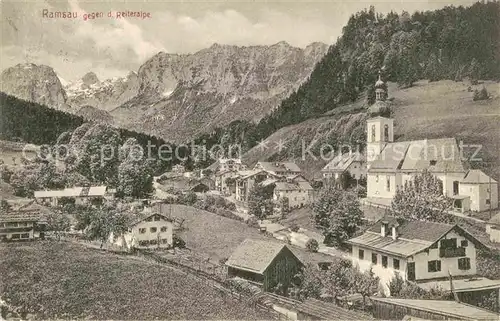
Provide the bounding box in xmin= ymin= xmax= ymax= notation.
xmin=375 ymin=74 xmax=385 ymax=89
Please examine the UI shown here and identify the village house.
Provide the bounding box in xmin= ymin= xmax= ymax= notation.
xmin=218 ymin=158 xmax=246 ymax=172
xmin=347 ymin=216 xmax=485 ymax=288
xmin=254 ymin=161 xmax=302 ymax=177
xmin=0 ymin=202 xmax=48 ymax=242
xmin=108 ymin=212 xmax=175 ymax=250
xmin=459 ymin=170 xmax=498 ymax=212
xmin=364 ymin=74 xmax=498 ymax=213
xmin=321 ymin=151 xmax=366 ymax=181
xmin=214 ymin=170 xmax=239 ymax=195
xmin=235 ymin=170 xmax=275 ymax=202
xmin=486 ymin=213 xmax=500 ymax=243
xmin=268 ymin=175 xmax=314 ymax=208
xmin=34 ymin=186 xmax=115 ymax=207
xmin=226 ymin=239 xmax=303 ymax=291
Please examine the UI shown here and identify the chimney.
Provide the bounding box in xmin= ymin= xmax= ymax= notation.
xmin=391 ymin=226 xmax=398 ymax=240
xmin=381 ymin=223 xmax=387 ymax=237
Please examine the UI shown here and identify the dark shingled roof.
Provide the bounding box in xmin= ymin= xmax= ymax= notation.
xmin=299 ymin=298 xmax=374 ymax=320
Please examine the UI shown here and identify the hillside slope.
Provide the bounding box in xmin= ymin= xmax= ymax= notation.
xmin=242 ymin=80 xmax=500 ymax=182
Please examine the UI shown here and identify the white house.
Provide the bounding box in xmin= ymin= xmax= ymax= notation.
xmin=364 ymin=74 xmax=497 ymax=213
xmin=321 ymin=151 xmax=365 ymax=181
xmin=34 ymin=186 xmax=115 ymax=207
xmin=347 ymin=216 xmax=484 ymax=291
xmin=459 ymin=170 xmax=498 ymax=212
xmin=235 ymin=170 xmax=275 ymax=202
xmin=271 ymin=176 xmax=314 ymax=208
xmin=486 ymin=213 xmax=500 ymax=243
xmin=254 ymin=161 xmax=302 ymax=177
xmin=218 ymin=158 xmax=246 ymax=172
xmin=109 ymin=212 xmax=174 ymax=250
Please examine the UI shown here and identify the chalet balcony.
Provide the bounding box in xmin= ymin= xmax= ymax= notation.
xmin=439 ymin=247 xmax=466 ymax=258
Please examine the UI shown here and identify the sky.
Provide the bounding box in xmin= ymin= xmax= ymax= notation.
xmin=0 ymin=0 xmax=481 ymax=82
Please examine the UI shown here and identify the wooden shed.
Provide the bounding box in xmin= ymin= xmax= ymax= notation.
xmin=371 ymin=297 xmax=500 ymax=320
xmin=226 ymin=239 xmax=303 ymax=291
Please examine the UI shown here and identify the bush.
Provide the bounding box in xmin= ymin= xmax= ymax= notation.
xmin=473 ymin=87 xmax=489 ymax=101
xmin=306 ymin=239 xmax=319 ymax=252
xmin=290 ymin=224 xmax=300 ymax=232
xmin=173 ymin=235 xmax=186 ymax=249
xmin=246 ymin=216 xmax=259 ymax=228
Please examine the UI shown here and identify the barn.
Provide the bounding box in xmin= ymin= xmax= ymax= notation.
xmin=226 ymin=239 xmax=303 ymax=291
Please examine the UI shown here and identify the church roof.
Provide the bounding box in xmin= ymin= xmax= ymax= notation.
xmin=369 ymin=138 xmax=465 ymax=173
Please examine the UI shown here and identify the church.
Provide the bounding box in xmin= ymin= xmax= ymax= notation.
xmin=364 ymin=73 xmax=498 ymax=213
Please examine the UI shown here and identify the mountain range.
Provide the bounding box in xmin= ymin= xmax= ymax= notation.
xmin=0 ymin=41 xmax=329 ymax=142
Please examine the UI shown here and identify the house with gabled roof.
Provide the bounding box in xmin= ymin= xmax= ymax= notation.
xmin=321 ymin=151 xmax=366 ymax=181
xmin=34 ymin=185 xmax=115 ymax=206
xmin=108 ymin=212 xmax=175 ymax=250
xmin=347 ymin=216 xmax=486 ymax=288
xmin=254 ymin=161 xmax=302 ymax=177
xmin=460 ymin=169 xmax=498 ymax=212
xmin=0 ymin=201 xmax=49 ymax=241
xmin=226 ymin=239 xmax=303 ymax=291
xmin=234 ymin=170 xmax=277 ymax=202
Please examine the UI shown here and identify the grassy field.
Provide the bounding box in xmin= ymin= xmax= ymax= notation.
xmin=164 ymin=204 xmax=339 ymax=266
xmin=0 ymin=241 xmax=272 ymax=320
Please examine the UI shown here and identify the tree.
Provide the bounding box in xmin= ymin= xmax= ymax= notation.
xmin=306 ymin=238 xmax=319 ymax=252
xmin=366 ymin=86 xmax=375 ymax=106
xmin=279 ymin=196 xmax=290 ymax=218
xmin=473 ymin=86 xmax=489 ymax=101
xmin=390 ymin=170 xmax=453 ymax=222
xmin=117 ymin=138 xmax=154 ymax=198
xmin=1 ymin=200 xmax=11 ymax=212
xmin=46 ymin=212 xmax=71 ymax=241
xmin=248 ymin=183 xmax=274 ymax=220
xmin=468 ymin=58 xmax=480 ymax=85
xmin=293 ymin=263 xmax=323 ymax=300
xmin=80 ymin=205 xmax=130 ymax=248
xmin=313 ymin=185 xmax=363 ymax=246
xmin=349 ymin=267 xmax=380 ymax=309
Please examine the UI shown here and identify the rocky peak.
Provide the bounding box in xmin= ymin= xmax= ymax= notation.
xmin=0 ymin=63 xmax=69 ymax=111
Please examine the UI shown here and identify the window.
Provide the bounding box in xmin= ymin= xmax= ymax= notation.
xmin=393 ymin=259 xmax=400 ymax=270
xmin=359 ymin=249 xmax=364 ymax=260
xmin=382 ymin=256 xmax=388 ymax=268
xmin=372 ymin=253 xmax=378 ymax=265
xmin=139 ymin=228 xmax=146 ymax=234
xmin=376 ymin=175 xmax=379 ymax=183
xmin=453 ymin=181 xmax=459 ymax=195
xmin=384 ymin=124 xmax=389 ymax=142
xmin=458 ymin=258 xmax=471 ymax=270
xmin=440 ymin=238 xmax=457 ymax=249
xmin=486 ymin=199 xmax=491 ymax=205
xmin=386 ymin=177 xmax=391 ymax=192
xmin=11 ymin=234 xmax=20 ymax=239
xmin=160 ymin=226 xmax=167 ymax=232
xmin=371 ymin=125 xmax=376 ymax=142
xmin=20 ymin=233 xmax=30 ymax=239
xmin=461 ymin=240 xmax=468 ymax=247
xmin=146 ymin=217 xmax=153 ymax=222
xmin=430 ymin=242 xmax=438 ymax=249
xmin=150 ymin=227 xmax=157 ymax=233
xmin=154 ymin=215 xmax=160 ymax=221
xmin=429 ymin=160 xmax=437 ymax=166
xmin=428 ymin=260 xmax=441 ymax=272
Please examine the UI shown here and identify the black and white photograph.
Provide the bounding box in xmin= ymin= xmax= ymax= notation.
xmin=1 ymin=0 xmax=499 ymax=320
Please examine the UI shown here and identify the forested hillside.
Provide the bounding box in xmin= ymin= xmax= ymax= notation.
xmin=200 ymin=1 xmax=500 ymax=152
xmin=0 ymin=92 xmax=188 ymax=173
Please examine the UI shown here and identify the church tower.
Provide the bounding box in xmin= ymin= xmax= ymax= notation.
xmin=366 ymin=71 xmax=394 ymax=167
